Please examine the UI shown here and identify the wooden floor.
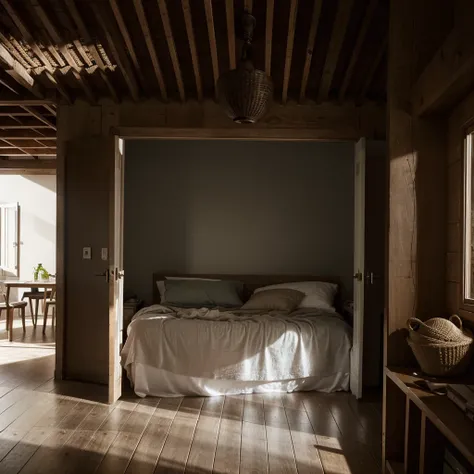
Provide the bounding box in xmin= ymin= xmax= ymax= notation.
xmin=0 ymin=318 xmax=382 ymax=474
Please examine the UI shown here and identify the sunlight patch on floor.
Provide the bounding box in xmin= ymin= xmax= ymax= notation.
xmin=0 ymin=318 xmax=55 ymax=364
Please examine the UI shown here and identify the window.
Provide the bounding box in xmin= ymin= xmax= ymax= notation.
xmin=0 ymin=203 xmax=20 ymax=277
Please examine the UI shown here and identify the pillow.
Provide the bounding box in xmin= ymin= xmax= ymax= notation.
xmin=163 ymin=279 xmax=243 ymax=308
xmin=254 ymin=281 xmax=337 ymax=311
xmin=241 ymin=289 xmax=304 ymax=312
xmin=156 ymin=276 xmax=220 ymax=303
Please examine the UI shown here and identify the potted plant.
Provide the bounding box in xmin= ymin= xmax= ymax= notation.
xmin=33 ymin=263 xmax=50 ymax=281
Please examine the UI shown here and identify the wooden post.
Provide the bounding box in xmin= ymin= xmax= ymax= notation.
xmin=386 ymin=0 xmax=450 ymax=368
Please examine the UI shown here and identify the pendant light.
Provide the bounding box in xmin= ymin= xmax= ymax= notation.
xmin=217 ymin=13 xmax=273 ymax=124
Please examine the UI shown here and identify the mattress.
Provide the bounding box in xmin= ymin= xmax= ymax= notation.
xmin=121 ymin=304 xmax=352 ymax=397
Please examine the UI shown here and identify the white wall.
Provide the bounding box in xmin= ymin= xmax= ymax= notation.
xmin=124 ymin=140 xmax=354 ymax=304
xmin=0 ymin=175 xmax=56 ymax=291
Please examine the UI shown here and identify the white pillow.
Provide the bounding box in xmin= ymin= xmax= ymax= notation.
xmin=156 ymin=276 xmax=220 ymax=303
xmin=254 ymin=281 xmax=337 ymax=311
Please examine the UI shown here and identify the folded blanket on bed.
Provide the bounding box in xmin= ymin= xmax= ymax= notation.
xmin=121 ymin=304 xmax=352 ymax=383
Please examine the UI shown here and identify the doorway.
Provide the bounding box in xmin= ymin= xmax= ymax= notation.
xmin=58 ymin=134 xmax=386 ymax=404
xmin=0 ymin=175 xmax=56 ymax=376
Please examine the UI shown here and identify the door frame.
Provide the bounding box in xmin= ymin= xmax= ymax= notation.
xmin=55 ymin=129 xmax=376 ymax=400
xmin=351 ymin=138 xmax=366 ymax=399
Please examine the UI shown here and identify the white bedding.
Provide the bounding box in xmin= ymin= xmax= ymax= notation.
xmin=121 ymin=304 xmax=352 ymax=397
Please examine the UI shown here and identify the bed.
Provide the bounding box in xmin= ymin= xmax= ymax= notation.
xmin=121 ymin=273 xmax=352 ymax=397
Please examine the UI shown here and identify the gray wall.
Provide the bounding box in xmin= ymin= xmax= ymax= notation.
xmin=124 ymin=140 xmax=354 ymax=303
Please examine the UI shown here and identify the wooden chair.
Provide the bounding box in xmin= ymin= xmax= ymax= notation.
xmin=22 ymin=289 xmax=52 ymax=326
xmin=0 ymin=285 xmax=27 ymax=333
xmin=42 ymin=288 xmax=56 ymax=334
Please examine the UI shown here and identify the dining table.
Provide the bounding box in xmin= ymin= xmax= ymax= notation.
xmin=1 ymin=280 xmax=56 ymax=342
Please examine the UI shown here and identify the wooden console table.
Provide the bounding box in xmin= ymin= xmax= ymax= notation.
xmin=384 ymin=367 xmax=474 ymax=474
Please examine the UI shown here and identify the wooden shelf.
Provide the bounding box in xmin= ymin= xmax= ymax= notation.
xmin=386 ymin=367 xmax=474 ymax=467
xmin=385 ymin=460 xmax=404 ymax=474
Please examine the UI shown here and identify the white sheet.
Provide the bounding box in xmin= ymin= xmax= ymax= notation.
xmin=121 ymin=305 xmax=352 ymax=397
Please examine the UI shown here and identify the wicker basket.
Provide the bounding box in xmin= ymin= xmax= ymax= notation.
xmin=407 ymin=315 xmax=474 ymax=376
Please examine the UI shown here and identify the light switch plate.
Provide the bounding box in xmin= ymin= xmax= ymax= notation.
xmin=101 ymin=248 xmax=108 ymax=261
xmin=83 ymin=247 xmax=91 ymax=259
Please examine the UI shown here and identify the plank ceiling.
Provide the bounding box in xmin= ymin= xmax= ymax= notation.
xmin=0 ymin=0 xmax=389 ymax=159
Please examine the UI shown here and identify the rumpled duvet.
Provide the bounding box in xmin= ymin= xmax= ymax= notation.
xmin=121 ymin=304 xmax=352 ymax=384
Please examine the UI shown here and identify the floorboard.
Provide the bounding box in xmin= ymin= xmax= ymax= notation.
xmin=155 ymin=397 xmax=203 ymax=474
xmin=0 ymin=327 xmax=383 ymax=474
xmin=213 ymin=396 xmax=243 ymax=474
xmin=185 ymin=397 xmax=223 ymax=474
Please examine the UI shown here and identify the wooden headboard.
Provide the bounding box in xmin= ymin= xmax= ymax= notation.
xmin=152 ymin=272 xmax=342 ymax=305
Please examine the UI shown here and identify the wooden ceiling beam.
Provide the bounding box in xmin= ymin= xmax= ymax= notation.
xmin=64 ymin=0 xmax=98 ymax=61
xmin=299 ymin=0 xmax=322 ymax=102
xmin=0 ymin=138 xmax=53 ymax=147
xmin=359 ymin=34 xmax=387 ymax=101
xmin=109 ymin=0 xmax=147 ymax=93
xmin=0 ymin=34 xmax=71 ymax=103
xmin=31 ymin=2 xmax=97 ymax=104
xmin=0 ymin=138 xmax=32 ymax=156
xmin=0 ymin=148 xmax=55 ymax=156
xmin=0 ymin=129 xmax=55 ymax=139
xmin=9 ymin=38 xmax=37 ymax=69
xmin=92 ymin=3 xmax=140 ymax=102
xmin=204 ymin=0 xmax=219 ymax=100
xmin=64 ymin=0 xmax=118 ymax=102
xmin=0 ymin=100 xmax=55 ymax=106
xmin=0 ymin=113 xmax=30 ymax=117
xmin=115 ymin=100 xmax=385 ymax=141
xmin=30 ymin=0 xmax=79 ymax=71
xmin=0 ymin=32 xmax=33 ymax=69
xmin=98 ymin=69 xmax=119 ymax=103
xmin=0 ymin=115 xmax=53 ymax=128
xmin=0 ymin=44 xmax=44 ymax=98
xmin=0 ymin=0 xmax=54 ymax=72
xmin=412 ymin=27 xmax=474 ymax=116
xmin=43 ymin=104 xmax=56 ymax=116
xmin=181 ymin=0 xmax=203 ymax=101
xmin=0 ymin=70 xmax=20 ymax=95
xmin=0 ymin=159 xmax=56 ymax=172
xmin=0 ymin=125 xmax=52 ymax=130
xmin=225 ymin=0 xmax=236 ymax=70
xmin=339 ymin=0 xmax=377 ymax=101
xmin=46 ymin=0 xmax=92 ymax=67
xmin=282 ymin=0 xmax=298 ymax=104
xmin=59 ymin=66 xmax=96 ymax=104
xmin=265 ymin=0 xmax=274 ymax=76
xmin=20 ymin=106 xmax=56 ymax=130
xmin=132 ymin=0 xmax=167 ymax=101
xmin=318 ymin=0 xmax=355 ymax=101
xmin=33 ymin=68 xmax=71 ymax=104
xmin=157 ymin=0 xmax=185 ymax=102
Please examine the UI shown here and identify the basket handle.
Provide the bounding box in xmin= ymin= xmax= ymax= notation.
xmin=449 ymin=314 xmax=463 ymax=330
xmin=407 ymin=317 xmax=425 ymax=331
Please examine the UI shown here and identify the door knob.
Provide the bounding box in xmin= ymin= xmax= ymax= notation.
xmin=114 ymin=269 xmax=124 ymax=280
xmin=353 ymin=272 xmax=363 ymax=281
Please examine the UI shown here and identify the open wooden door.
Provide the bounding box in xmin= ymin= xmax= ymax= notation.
xmin=63 ymin=136 xmax=124 ymax=404
xmin=109 ymin=138 xmax=125 ymax=403
xmin=351 ymin=139 xmax=387 ymax=399
xmin=351 ymin=138 xmax=366 ymax=399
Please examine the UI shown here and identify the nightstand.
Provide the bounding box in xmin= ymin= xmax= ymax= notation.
xmin=123 ymin=299 xmax=142 ymax=339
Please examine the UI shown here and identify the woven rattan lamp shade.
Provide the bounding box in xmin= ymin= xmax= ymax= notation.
xmin=217 ymin=12 xmax=273 ymax=124
xmin=217 ymin=61 xmax=273 ymax=124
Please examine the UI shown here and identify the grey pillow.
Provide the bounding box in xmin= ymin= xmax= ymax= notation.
xmin=241 ymin=289 xmax=305 ymax=312
xmin=164 ymin=279 xmax=243 ymax=308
